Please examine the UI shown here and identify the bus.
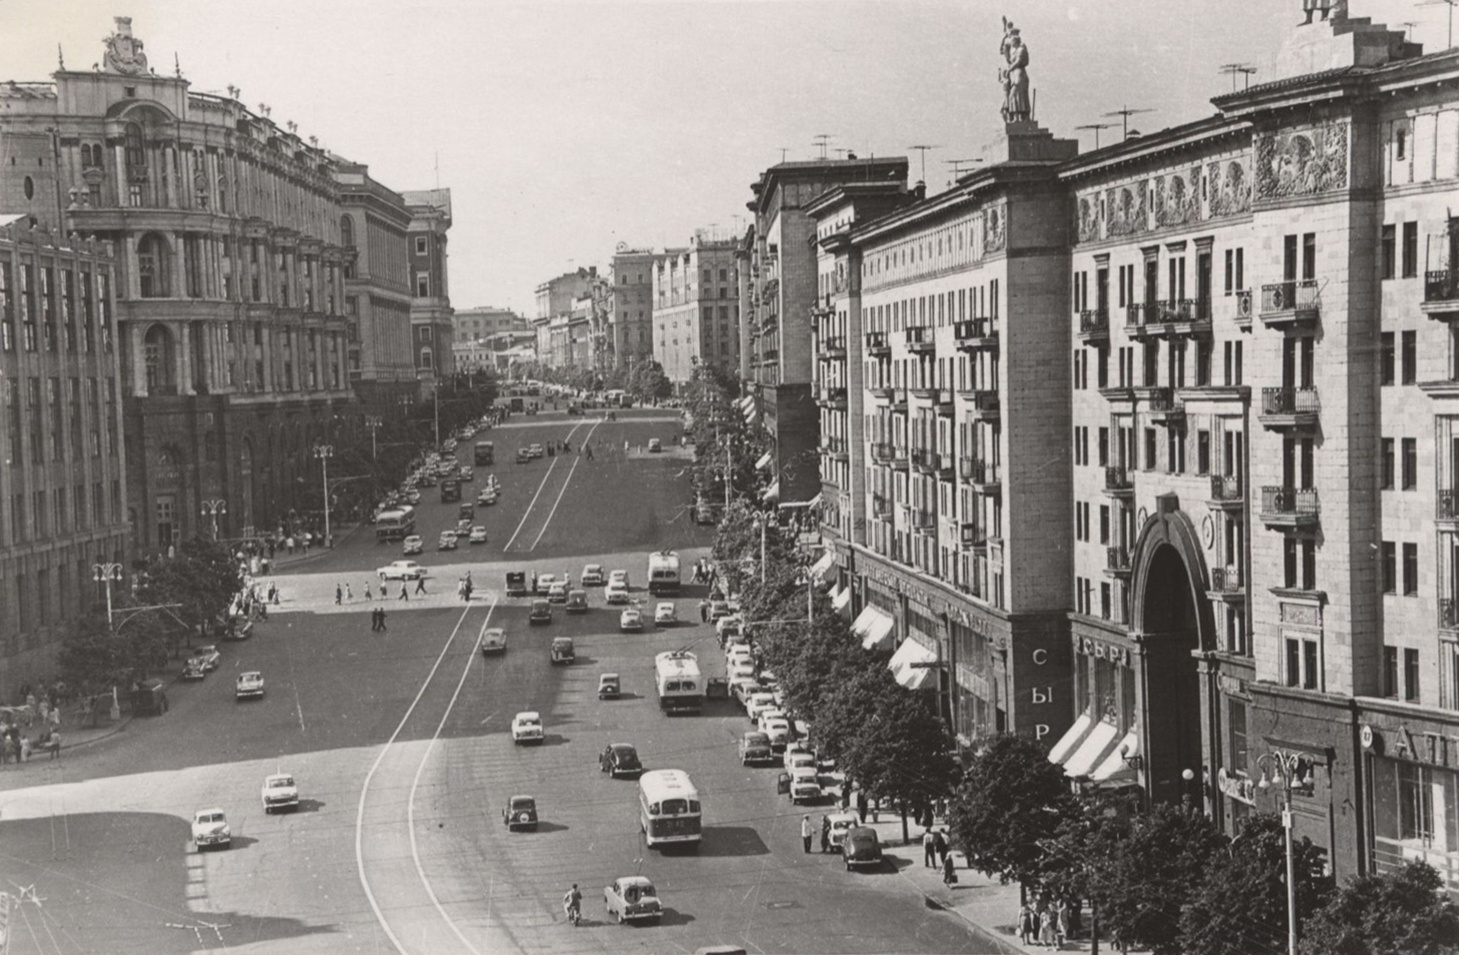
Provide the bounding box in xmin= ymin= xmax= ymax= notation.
xmin=440 ymin=478 xmax=462 ymax=503
xmin=654 ymin=650 xmax=702 ymax=714
xmin=374 ymin=506 xmax=416 ymax=542
xmin=647 ymin=550 xmax=681 ymax=595
xmin=475 ymin=440 xmax=494 ymax=465
xmin=638 ymin=769 xmax=701 ymax=849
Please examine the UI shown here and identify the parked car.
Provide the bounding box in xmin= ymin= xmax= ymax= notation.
xmin=505 ymin=570 xmax=532 ymax=596
xmin=235 ymin=671 xmax=265 ymax=701
xmin=182 ymin=657 xmax=207 ymax=680
xmin=261 ymin=773 xmax=299 ymax=813
xmin=843 ymin=826 xmax=884 ymax=870
xmin=192 ymin=645 xmax=222 ymax=671
xmin=378 ymin=560 xmax=426 ymax=581
xmin=510 ymin=711 xmax=544 ymax=745
xmin=550 ymin=636 xmax=575 ymax=664
xmin=784 ymin=747 xmax=817 ymax=773
xmin=760 ymin=717 xmax=792 ymax=751
xmin=738 ymin=731 xmax=774 ymax=766
xmin=536 ymin=573 xmax=561 ymax=596
xmin=516 ymin=447 xmax=531 ymax=464
xmin=787 ymin=767 xmax=823 ymax=804
xmin=708 ymin=599 xmax=731 ymax=621
xmin=654 ymin=602 xmax=677 ymax=624
xmin=402 ymin=535 xmax=424 ymax=555
xmin=581 ymin=564 xmax=605 ymax=586
xmin=746 ymin=692 xmax=777 ymax=723
xmin=480 ymin=627 xmax=507 ymax=655
xmin=647 ymin=437 xmax=662 ymax=453
xmin=191 ymin=808 xmax=231 ymax=850
xmin=597 ymin=673 xmax=621 ymax=699
xmin=503 ymin=794 xmax=538 ymax=831
xmin=547 ymin=581 xmax=568 ymax=603
xmin=619 ymin=607 xmax=644 ymax=632
xmin=598 ymin=743 xmax=643 ymax=778
xmin=468 ymin=525 xmax=489 ymax=544
xmin=529 ymin=599 xmax=552 ymax=624
xmin=826 ymin=811 xmax=859 ymax=852
xmin=609 ymin=569 xmax=629 ymax=588
xmin=566 ymin=589 xmax=588 ymax=613
xmin=603 ymin=876 xmax=662 ymax=925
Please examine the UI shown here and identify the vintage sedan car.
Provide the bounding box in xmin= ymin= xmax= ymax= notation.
xmin=788 ymin=767 xmax=823 ymax=804
xmin=843 ymin=826 xmax=883 ymax=870
xmin=738 ymin=731 xmax=774 ymax=766
xmin=476 ymin=488 xmax=498 ymax=506
xmin=603 ymin=876 xmax=662 ymax=925
xmin=598 ymin=743 xmax=643 ymax=778
xmin=784 ymin=747 xmax=817 ymax=773
xmin=760 ymin=716 xmax=792 ymax=751
xmin=191 ymin=808 xmax=232 ymax=850
xmin=708 ymin=599 xmax=731 ymax=621
xmin=581 ymin=564 xmax=605 ymax=586
xmin=502 ymin=794 xmax=538 ymax=831
xmin=261 ymin=773 xmax=299 ymax=813
xmin=647 ymin=437 xmax=663 ymax=453
xmin=437 ymin=531 xmax=459 ymax=551
xmin=182 ymin=657 xmax=207 ymax=680
xmin=235 ymin=671 xmax=265 ymax=700
xmin=550 ymin=636 xmax=575 ymax=664
xmin=547 ymin=581 xmax=568 ymax=604
xmin=605 ymin=581 xmax=630 ymax=605
xmin=597 ymin=672 xmax=621 ymax=699
xmin=619 ymin=607 xmax=644 ymax=632
xmin=565 ymin=589 xmax=588 ymax=613
xmin=529 ymin=599 xmax=552 ymax=625
xmin=378 ymin=560 xmax=426 ymax=581
xmin=455 ymin=518 xmax=473 ymax=535
xmin=510 ymin=711 xmax=544 ymax=745
xmin=403 ymin=489 xmax=422 ymax=505
xmin=480 ymin=627 xmax=507 ymax=655
xmin=654 ymin=602 xmax=677 ymax=625
xmin=468 ymin=525 xmax=489 ymax=544
xmin=528 ymin=443 xmax=545 ymax=458
xmin=458 ymin=466 xmax=473 ymax=481
xmin=193 ymin=645 xmax=222 ymax=671
xmin=608 ymin=569 xmax=630 ymax=588
xmin=402 ymin=534 xmax=424 ymax=555
xmin=745 ymin=692 xmax=777 ymax=723
xmin=516 ymin=447 xmax=531 ymax=464
xmin=826 ymin=811 xmax=859 ymax=852
xmin=535 ymin=573 xmax=561 ymax=596
xmin=729 ymin=676 xmax=764 ymax=705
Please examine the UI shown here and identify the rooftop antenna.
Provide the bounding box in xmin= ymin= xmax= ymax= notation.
xmin=834 ymin=148 xmax=850 ymax=159
xmin=777 ymin=147 xmax=789 ymax=163
xmin=1400 ymin=20 xmax=1421 ymax=39
xmin=1420 ymin=0 xmax=1457 ymax=49
xmin=1104 ymin=105 xmax=1154 ymax=140
xmin=813 ymin=134 xmax=832 ymax=159
xmin=944 ymin=158 xmax=983 ymax=187
xmin=1075 ymin=122 xmax=1115 ymax=149
xmin=1218 ymin=63 xmax=1258 ymax=92
xmin=907 ymin=145 xmax=940 ymax=186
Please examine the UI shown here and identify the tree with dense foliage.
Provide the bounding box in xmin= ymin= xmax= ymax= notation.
xmin=135 ymin=537 xmax=244 ymax=643
xmin=1298 ymin=859 xmax=1459 ymax=955
xmin=56 ymin=613 xmax=132 ymax=697
xmin=1180 ymin=812 xmax=1332 ymax=955
xmin=948 ymin=733 xmax=1077 ymax=888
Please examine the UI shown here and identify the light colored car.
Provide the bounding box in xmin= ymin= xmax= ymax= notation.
xmin=715 ymin=615 xmax=743 ymax=642
xmin=378 ymin=560 xmax=425 ymax=581
xmin=827 ymin=811 xmax=859 ymax=852
xmin=529 ymin=443 xmax=545 ymax=458
xmin=581 ymin=564 xmax=605 ymax=586
xmin=728 ymin=662 xmax=757 ymax=686
xmin=437 ymin=531 xmax=459 ymax=551
xmin=761 ymin=717 xmax=792 ymax=750
xmin=789 ymin=767 xmax=822 ymax=804
xmin=730 ymin=675 xmax=764 ymax=704
xmin=654 ymin=602 xmax=677 ymax=624
xmin=402 ymin=534 xmax=424 ymax=555
xmin=480 ymin=627 xmax=507 ymax=655
xmin=193 ymin=645 xmax=221 ymax=671
xmin=603 ymin=876 xmax=662 ymax=924
xmin=235 ymin=671 xmax=265 ymax=700
xmin=605 ymin=581 xmax=630 ymax=605
xmin=746 ymin=692 xmax=777 ymax=723
xmin=404 ymin=489 xmax=421 ymax=505
xmin=619 ymin=607 xmax=644 ymax=632
xmin=511 ymin=711 xmax=544 ymax=745
xmin=476 ymin=489 xmax=498 ymax=506
xmin=468 ymin=525 xmax=489 ymax=544
xmin=191 ymin=808 xmax=231 ymax=849
xmin=547 ymin=581 xmax=568 ymax=603
xmin=261 ymin=773 xmax=299 ymax=813
xmin=458 ymin=466 xmax=473 ymax=481
xmin=785 ymin=748 xmax=817 ymax=773
xmin=725 ymin=645 xmax=754 ymax=669
xmin=708 ymin=599 xmax=731 ymax=621
xmin=535 ymin=573 xmax=560 ymax=595
xmin=647 ymin=437 xmax=662 ymax=453
xmin=608 ymin=569 xmax=629 ymax=588
xmin=455 ymin=518 xmax=473 ymax=535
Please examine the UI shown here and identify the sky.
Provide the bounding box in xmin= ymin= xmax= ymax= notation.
xmin=0 ymin=0 xmax=1446 ymax=315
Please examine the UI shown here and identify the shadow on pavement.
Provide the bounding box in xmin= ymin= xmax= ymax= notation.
xmin=696 ymin=825 xmax=770 ymax=858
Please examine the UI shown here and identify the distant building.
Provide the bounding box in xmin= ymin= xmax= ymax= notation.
xmin=403 ymin=189 xmax=454 ymax=388
xmin=609 ymin=247 xmax=671 ymax=371
xmin=652 ymin=231 xmax=739 ymax=384
xmin=532 ymin=267 xmax=597 ymax=369
xmin=451 ymin=306 xmax=531 ymax=375
xmin=337 ymin=160 xmax=414 ymax=406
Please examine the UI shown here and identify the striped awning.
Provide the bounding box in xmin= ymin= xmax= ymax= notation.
xmin=761 ymin=481 xmax=780 ymax=504
xmin=755 ymin=451 xmax=773 ymax=471
xmin=852 ymin=605 xmax=896 ymax=651
xmin=1062 ymin=720 xmax=1121 ymax=779
xmin=809 ymin=551 xmax=836 ymax=581
xmin=889 ymin=637 xmax=937 ymax=690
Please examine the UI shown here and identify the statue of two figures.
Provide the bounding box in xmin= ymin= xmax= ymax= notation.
xmin=1302 ymin=0 xmax=1349 ymax=24
xmin=998 ymin=17 xmax=1030 ymax=124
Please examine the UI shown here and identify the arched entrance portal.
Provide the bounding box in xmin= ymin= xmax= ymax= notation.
xmin=1130 ymin=499 xmax=1213 ymax=807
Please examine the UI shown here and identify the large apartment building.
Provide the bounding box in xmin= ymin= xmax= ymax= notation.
xmin=404 ymin=188 xmax=454 ymax=386
xmin=608 ymin=248 xmax=665 ymax=371
xmin=338 ymin=161 xmax=414 ymax=405
xmin=812 ymin=6 xmax=1459 ymax=888
xmin=652 ymin=232 xmax=739 ymax=384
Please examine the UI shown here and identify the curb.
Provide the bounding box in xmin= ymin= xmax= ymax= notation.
xmin=264 ymin=523 xmax=365 ymax=572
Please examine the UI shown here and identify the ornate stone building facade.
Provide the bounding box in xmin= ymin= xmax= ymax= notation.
xmin=0 ymin=19 xmax=355 ymax=548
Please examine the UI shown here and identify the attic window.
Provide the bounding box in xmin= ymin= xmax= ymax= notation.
xmin=124 ymin=86 xmax=136 ymax=98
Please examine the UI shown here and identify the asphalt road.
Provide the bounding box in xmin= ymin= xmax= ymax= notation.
xmin=0 ymin=410 xmax=1006 ymax=955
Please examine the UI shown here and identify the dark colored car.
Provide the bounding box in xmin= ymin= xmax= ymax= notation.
xmin=598 ymin=743 xmax=643 ymax=778
xmin=530 ymin=599 xmax=552 ymax=625
xmin=550 ymin=635 xmax=574 ymax=663
xmin=843 ymin=826 xmax=883 ymax=870
xmin=502 ymin=795 xmax=539 ymax=831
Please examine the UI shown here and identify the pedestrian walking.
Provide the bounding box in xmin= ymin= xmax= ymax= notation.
xmin=399 ymin=583 xmax=409 ymax=601
xmin=934 ymin=828 xmax=949 ymax=868
xmin=923 ymin=828 xmax=937 ymax=868
xmin=364 ymin=581 xmax=374 ymax=601
xmin=699 ymin=599 xmax=708 ymax=623
xmin=1055 ymin=898 xmax=1070 ymax=948
xmin=1018 ymin=903 xmax=1037 ymax=945
xmin=820 ymin=814 xmax=831 ymax=853
xmin=377 ymin=608 xmax=388 ymax=632
xmin=369 ymin=608 xmax=378 ymax=631
xmin=856 ymin=790 xmax=868 ymax=823
xmin=801 ymin=815 xmax=813 ymax=853
xmin=1039 ymin=903 xmax=1057 ymax=948
xmin=335 ymin=583 xmax=343 ymax=605
xmin=415 ymin=575 xmax=427 ymax=595
xmin=941 ymin=852 xmax=957 ymax=886
xmin=345 ymin=583 xmax=353 ymax=601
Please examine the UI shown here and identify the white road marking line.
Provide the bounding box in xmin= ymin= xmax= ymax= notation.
xmin=354 ymin=600 xmax=477 ymax=955
xmin=528 ymin=417 xmax=604 ymax=551
xmin=500 ymin=420 xmax=584 ymax=552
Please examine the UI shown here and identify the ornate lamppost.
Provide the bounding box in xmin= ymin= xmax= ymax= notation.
xmin=364 ymin=414 xmax=383 ymax=460
xmin=1256 ymin=749 xmax=1313 ymax=955
xmin=200 ymin=498 xmax=227 ymax=540
xmin=91 ymin=562 xmax=124 ymax=631
xmin=313 ymin=444 xmax=334 ymax=548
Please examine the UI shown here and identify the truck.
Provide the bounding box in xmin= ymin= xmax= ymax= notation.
xmin=647 ymin=550 xmax=681 ymax=595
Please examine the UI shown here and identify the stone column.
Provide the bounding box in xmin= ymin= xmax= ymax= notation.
xmin=123 ymin=235 xmax=141 ymax=300
xmin=113 ymin=144 xmax=126 ymax=206
xmin=132 ymin=323 xmax=149 ymax=397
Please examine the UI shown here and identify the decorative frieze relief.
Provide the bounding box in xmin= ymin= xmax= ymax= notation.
xmin=1255 ymin=121 xmax=1348 ymax=200
xmin=1207 ymin=159 xmax=1252 ymax=216
xmin=983 ymin=202 xmax=1006 ymax=255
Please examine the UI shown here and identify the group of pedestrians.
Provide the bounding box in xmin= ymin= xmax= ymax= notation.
xmin=923 ymin=827 xmax=958 ymax=886
xmin=1018 ymin=898 xmax=1069 ymax=949
xmin=368 ymin=607 xmax=389 ymax=632
xmin=457 ymin=572 xmax=474 ymax=602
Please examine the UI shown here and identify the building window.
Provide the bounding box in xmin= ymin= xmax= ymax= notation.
xmin=1403 ymin=437 xmax=1418 ymax=490
xmin=1401 ymin=330 xmax=1416 ymax=384
xmin=1403 ymin=542 xmax=1419 ymax=595
xmin=1381 ymin=332 xmax=1395 ymax=386
xmin=1384 ymin=646 xmax=1400 ymax=698
xmin=1143 ymin=428 xmax=1156 ymax=470
xmin=1403 ymin=222 xmax=1419 ymax=278
xmin=414 ymin=236 xmax=427 ymax=256
xmin=1405 ymin=648 xmax=1421 ymax=702
xmin=415 ymin=274 xmax=430 ymax=298
xmin=1382 ymin=437 xmax=1395 ymax=489
xmin=1197 ymin=430 xmax=1210 ymax=475
xmin=1382 ymin=541 xmax=1397 ymax=593
xmin=1382 ymin=225 xmax=1396 ymax=280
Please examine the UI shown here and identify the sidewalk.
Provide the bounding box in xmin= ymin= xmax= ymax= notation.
xmin=250 ymin=520 xmax=367 ymax=573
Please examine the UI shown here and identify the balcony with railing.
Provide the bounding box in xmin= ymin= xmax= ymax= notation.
xmin=1207 ymin=564 xmax=1244 ymax=601
xmin=1441 ymin=489 xmax=1459 ymax=531
xmin=818 ymin=336 xmax=847 ymax=361
xmin=1208 ymin=474 xmax=1243 ymax=509
xmin=960 ymin=522 xmax=987 ymax=551
xmin=1146 ymin=386 xmax=1185 ymax=426
xmin=1105 ymin=545 xmax=1131 ymax=577
xmin=865 ymin=331 xmax=891 ymax=358
xmin=1233 ymin=289 xmax=1254 ymax=329
xmin=910 ymin=507 xmax=936 ymax=531
xmin=960 ymin=456 xmax=1001 ymax=490
xmin=1259 ymin=279 xmax=1320 ymax=328
xmin=1077 ymin=308 xmax=1109 ymax=344
xmin=821 ymin=435 xmax=848 ymax=461
xmin=1126 ymin=298 xmax=1212 ymax=340
xmin=912 ymin=447 xmax=938 ymax=474
xmin=1258 ymin=386 xmax=1320 ymax=431
xmin=1104 ymin=465 xmax=1134 ymax=496
xmin=905 ymin=325 xmax=936 ymax=353
xmin=1260 ymin=486 xmax=1321 ymax=529
xmin=1424 ymin=270 xmax=1459 ymax=319
xmin=955 ymin=317 xmax=999 ymax=352
xmin=817 ymin=386 xmax=848 ymax=410
xmin=872 ymin=493 xmax=893 ymax=519
xmin=960 ymin=388 xmax=1001 ymax=421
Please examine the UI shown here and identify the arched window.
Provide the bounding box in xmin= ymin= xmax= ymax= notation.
xmin=340 ymin=215 xmax=355 ymax=248
xmin=124 ymin=123 xmax=145 ymax=169
xmin=217 ymin=176 xmax=228 ymax=213
xmin=143 ymin=324 xmax=176 ymax=395
xmin=137 ymin=233 xmax=169 ymax=297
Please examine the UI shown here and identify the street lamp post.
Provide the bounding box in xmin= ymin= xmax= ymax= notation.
xmin=91 ymin=562 xmax=123 ymax=631
xmin=200 ymin=498 xmax=227 ymax=540
xmin=314 ymin=444 xmax=334 ymax=548
xmin=364 ymin=415 xmax=383 ymax=460
xmin=1256 ymin=749 xmax=1312 ymax=955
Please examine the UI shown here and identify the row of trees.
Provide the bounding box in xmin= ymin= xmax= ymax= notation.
xmin=510 ymin=358 xmax=672 ymax=405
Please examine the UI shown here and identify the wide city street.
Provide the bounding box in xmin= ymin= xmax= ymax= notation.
xmin=0 ymin=409 xmax=1007 ymax=955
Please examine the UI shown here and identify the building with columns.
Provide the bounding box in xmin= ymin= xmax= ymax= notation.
xmin=0 ymin=18 xmax=355 ymax=549
xmin=336 ymin=160 xmax=414 ymax=406
xmin=404 ymin=188 xmax=454 ymax=387
xmin=652 ymin=231 xmax=740 ymax=384
xmin=0 ymin=222 xmax=129 ymax=699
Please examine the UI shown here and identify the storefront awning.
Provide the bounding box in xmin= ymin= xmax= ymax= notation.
xmin=832 ymin=587 xmax=851 ymax=612
xmin=809 ymin=551 xmax=836 ymax=582
xmin=1090 ymin=728 xmax=1140 ymax=785
xmin=1046 ymin=712 xmax=1095 ymax=767
xmin=807 ymin=492 xmax=823 ymax=508
xmin=755 ymin=451 xmax=773 ymax=471
xmin=1062 ymin=719 xmax=1121 ymax=779
xmin=761 ymin=481 xmax=780 ymax=504
xmin=852 ymin=605 xmax=896 ymax=651
xmin=738 ymin=395 xmax=754 ymax=411
xmin=889 ymin=637 xmax=937 ymax=690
